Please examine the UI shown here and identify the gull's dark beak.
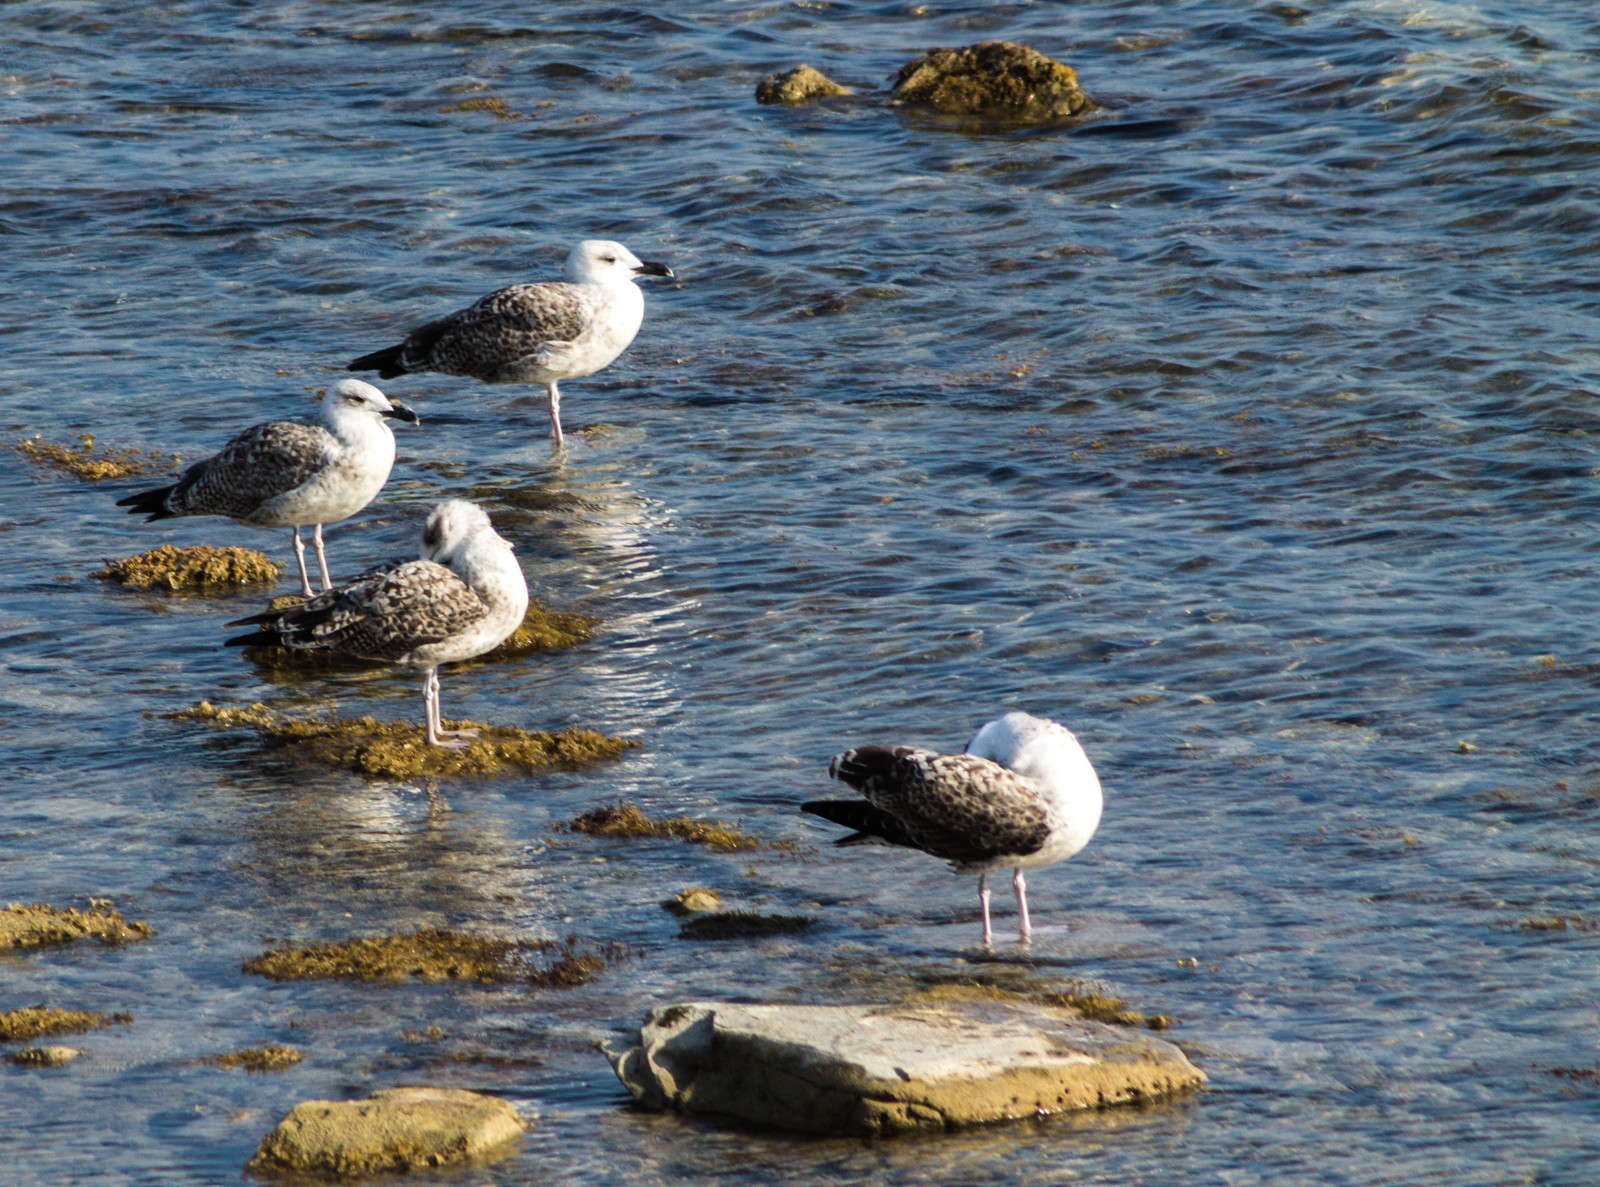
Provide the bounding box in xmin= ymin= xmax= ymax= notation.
xmin=383 ymin=401 xmax=421 ymax=425
xmin=634 ymin=260 xmax=674 ymax=279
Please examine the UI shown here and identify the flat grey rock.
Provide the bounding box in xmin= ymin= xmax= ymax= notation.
xmin=603 ymin=999 xmax=1204 ymax=1136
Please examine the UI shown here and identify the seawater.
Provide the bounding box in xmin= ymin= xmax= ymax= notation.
xmin=3 ymin=2 xmax=1600 ymax=1183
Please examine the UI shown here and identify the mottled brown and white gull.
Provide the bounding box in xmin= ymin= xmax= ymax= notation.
xmin=802 ymin=711 xmax=1103 ymax=946
xmin=347 ymin=239 xmax=672 ymax=448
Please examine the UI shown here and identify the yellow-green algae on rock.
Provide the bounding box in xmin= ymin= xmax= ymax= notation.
xmin=13 ymin=433 xmax=177 ymax=481
xmin=93 ymin=545 xmax=282 ymax=591
xmin=242 ymin=930 xmax=622 ymax=989
xmin=661 ymin=887 xmax=724 ymax=916
xmin=248 ymin=1086 xmax=524 ymax=1180
xmin=168 ymin=701 xmax=636 ymax=780
xmin=755 ymin=64 xmax=850 ymax=105
xmin=892 ymin=41 xmax=1093 ymax=122
xmin=567 ymin=803 xmax=764 ymax=852
xmin=7 ymin=1045 xmax=81 ymax=1068
xmin=0 ymin=1007 xmax=131 ymax=1043
xmin=0 ymin=903 xmax=153 ymax=951
xmin=205 ymin=1044 xmax=303 ymax=1072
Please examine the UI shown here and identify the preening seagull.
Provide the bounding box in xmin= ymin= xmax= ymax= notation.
xmin=801 ymin=711 xmax=1103 ymax=946
xmin=346 ymin=239 xmax=673 ymax=448
xmin=116 ymin=379 xmax=419 ymax=599
xmin=225 ymin=500 xmax=529 ymax=749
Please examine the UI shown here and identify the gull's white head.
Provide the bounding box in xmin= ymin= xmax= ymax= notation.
xmin=420 ymin=500 xmax=499 ymax=565
xmin=564 ymin=239 xmax=674 ymax=286
xmin=968 ymin=710 xmax=1102 ymax=843
xmin=324 ymin=378 xmax=419 ymax=426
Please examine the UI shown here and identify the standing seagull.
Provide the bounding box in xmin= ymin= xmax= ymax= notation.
xmin=801 ymin=711 xmax=1103 ymax=946
xmin=346 ymin=239 xmax=673 ymax=448
xmin=116 ymin=379 xmax=419 ymax=598
xmin=225 ymin=500 xmax=529 ymax=749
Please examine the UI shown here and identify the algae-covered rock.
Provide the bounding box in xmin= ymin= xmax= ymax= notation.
xmin=7 ymin=1045 xmax=81 ymax=1068
xmin=243 ymin=930 xmax=621 ymax=989
xmin=0 ymin=903 xmax=153 ymax=951
xmin=661 ymin=887 xmax=723 ymax=916
xmin=604 ymin=999 xmax=1204 ymax=1137
xmin=13 ymin=433 xmax=177 ymax=481
xmin=678 ymin=912 xmax=814 ymax=941
xmin=168 ymin=701 xmax=636 ymax=780
xmin=892 ymin=41 xmax=1093 ymax=122
xmin=247 ymin=1087 xmax=524 ymax=1179
xmin=92 ymin=545 xmax=282 ymax=591
xmin=0 ymin=1007 xmax=131 ymax=1043
xmin=756 ymin=64 xmax=850 ymax=105
xmin=568 ymin=803 xmax=763 ymax=852
xmin=206 ymin=1044 xmax=303 ymax=1072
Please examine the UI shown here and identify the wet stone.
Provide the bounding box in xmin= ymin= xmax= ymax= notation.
xmin=604 ymin=1000 xmax=1204 ymax=1137
xmin=92 ymin=545 xmax=282 ymax=591
xmin=891 ymin=41 xmax=1093 ymax=122
xmin=661 ymin=887 xmax=723 ymax=916
xmin=206 ymin=1044 xmax=303 ymax=1072
xmin=0 ymin=1007 xmax=130 ymax=1043
xmin=7 ymin=1045 xmax=81 ymax=1068
xmin=247 ymin=1086 xmax=525 ymax=1179
xmin=0 ymin=903 xmax=153 ymax=951
xmin=756 ymin=64 xmax=850 ymax=105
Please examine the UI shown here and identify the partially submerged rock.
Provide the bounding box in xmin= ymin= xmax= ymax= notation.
xmin=206 ymin=1044 xmax=304 ymax=1072
xmin=247 ymin=1086 xmax=524 ymax=1179
xmin=168 ymin=701 xmax=636 ymax=780
xmin=243 ymin=930 xmax=620 ymax=989
xmin=678 ymin=912 xmax=814 ymax=941
xmin=0 ymin=903 xmax=153 ymax=951
xmin=0 ymin=1007 xmax=131 ymax=1043
xmin=7 ymin=1045 xmax=81 ymax=1068
xmin=903 ymin=976 xmax=1170 ymax=1031
xmin=567 ymin=803 xmax=764 ymax=852
xmin=605 ymin=999 xmax=1203 ymax=1137
xmin=756 ymin=64 xmax=850 ymax=105
xmin=661 ymin=887 xmax=723 ymax=916
xmin=13 ymin=433 xmax=177 ymax=481
xmin=892 ymin=41 xmax=1093 ymax=122
xmin=93 ymin=545 xmax=282 ymax=591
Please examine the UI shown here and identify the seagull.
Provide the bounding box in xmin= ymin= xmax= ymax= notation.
xmin=116 ymin=379 xmax=419 ymax=599
xmin=801 ymin=711 xmax=1103 ymax=946
xmin=225 ymin=500 xmax=529 ymax=749
xmin=346 ymin=239 xmax=673 ymax=448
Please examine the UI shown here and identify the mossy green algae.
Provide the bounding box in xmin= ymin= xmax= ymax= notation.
xmin=205 ymin=1044 xmax=303 ymax=1072
xmin=0 ymin=903 xmax=153 ymax=951
xmin=14 ymin=433 xmax=177 ymax=481
xmin=93 ymin=545 xmax=282 ymax=591
xmin=567 ymin=803 xmax=764 ymax=852
xmin=169 ymin=701 xmax=635 ymax=780
xmin=0 ymin=1007 xmax=131 ymax=1043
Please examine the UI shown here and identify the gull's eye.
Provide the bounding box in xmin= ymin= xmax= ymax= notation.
xmin=601 ymin=256 xmax=616 ymax=263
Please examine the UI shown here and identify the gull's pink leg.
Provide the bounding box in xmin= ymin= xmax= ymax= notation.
xmin=290 ymin=527 xmax=314 ymax=598
xmin=979 ymin=874 xmax=993 ymax=947
xmin=1014 ymin=868 xmax=1032 ymax=943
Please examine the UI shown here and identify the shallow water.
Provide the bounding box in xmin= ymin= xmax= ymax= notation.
xmin=4 ymin=1 xmax=1600 ymax=1183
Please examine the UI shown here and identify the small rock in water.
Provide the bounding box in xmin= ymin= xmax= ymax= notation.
xmin=661 ymin=887 xmax=723 ymax=915
xmin=247 ymin=1087 xmax=524 ymax=1179
xmin=756 ymin=64 xmax=849 ymax=105
xmin=0 ymin=902 xmax=153 ymax=951
xmin=604 ymin=999 xmax=1204 ymax=1136
xmin=7 ymin=1045 xmax=81 ymax=1068
xmin=891 ymin=41 xmax=1093 ymax=121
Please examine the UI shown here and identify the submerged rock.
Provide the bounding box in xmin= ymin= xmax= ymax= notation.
xmin=661 ymin=887 xmax=723 ymax=916
xmin=205 ymin=1044 xmax=303 ymax=1073
xmin=168 ymin=701 xmax=636 ymax=780
xmin=0 ymin=902 xmax=153 ymax=951
xmin=7 ymin=1045 xmax=82 ymax=1068
xmin=677 ymin=912 xmax=814 ymax=941
xmin=756 ymin=64 xmax=850 ymax=105
xmin=92 ymin=545 xmax=282 ymax=591
xmin=0 ymin=1007 xmax=131 ymax=1043
xmin=567 ymin=803 xmax=765 ymax=852
xmin=243 ymin=930 xmax=621 ymax=989
xmin=247 ymin=1086 xmax=525 ymax=1179
xmin=891 ymin=41 xmax=1093 ymax=122
xmin=13 ymin=433 xmax=176 ymax=481
xmin=604 ymin=999 xmax=1203 ymax=1137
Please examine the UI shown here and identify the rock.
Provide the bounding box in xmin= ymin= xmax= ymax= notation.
xmin=756 ymin=64 xmax=849 ymax=105
xmin=661 ymin=887 xmax=723 ymax=915
xmin=0 ymin=902 xmax=153 ymax=951
xmin=247 ymin=1087 xmax=524 ymax=1179
xmin=891 ymin=41 xmax=1093 ymax=122
xmin=7 ymin=1045 xmax=81 ymax=1068
xmin=604 ymin=999 xmax=1203 ymax=1137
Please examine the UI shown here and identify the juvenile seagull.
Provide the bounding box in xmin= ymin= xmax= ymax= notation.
xmin=116 ymin=379 xmax=419 ymax=599
xmin=346 ymin=239 xmax=673 ymax=448
xmin=226 ymin=500 xmax=529 ymax=748
xmin=802 ymin=711 xmax=1102 ymax=946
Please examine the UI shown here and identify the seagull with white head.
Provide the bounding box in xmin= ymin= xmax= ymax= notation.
xmin=225 ymin=500 xmax=530 ymax=748
xmin=347 ymin=239 xmax=673 ymax=448
xmin=802 ymin=711 xmax=1103 ymax=946
xmin=116 ymin=379 xmax=419 ymax=598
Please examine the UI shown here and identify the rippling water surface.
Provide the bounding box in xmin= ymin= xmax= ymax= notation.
xmin=5 ymin=2 xmax=1600 ymax=1183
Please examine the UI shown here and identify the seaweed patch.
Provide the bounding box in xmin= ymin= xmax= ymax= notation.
xmin=0 ymin=903 xmax=153 ymax=951
xmin=13 ymin=433 xmax=178 ymax=481
xmin=92 ymin=545 xmax=282 ymax=591
xmin=677 ymin=912 xmax=814 ymax=941
xmin=0 ymin=1007 xmax=131 ymax=1043
xmin=242 ymin=930 xmax=624 ymax=988
xmin=204 ymin=1044 xmax=303 ymax=1072
xmin=567 ymin=803 xmax=765 ymax=852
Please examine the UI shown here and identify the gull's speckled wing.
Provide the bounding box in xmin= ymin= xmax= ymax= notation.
xmin=166 ymin=421 xmax=334 ymax=518
xmin=268 ymin=559 xmax=490 ymax=662
xmin=827 ymin=745 xmax=1049 ymax=864
xmin=398 ymin=282 xmax=590 ymax=382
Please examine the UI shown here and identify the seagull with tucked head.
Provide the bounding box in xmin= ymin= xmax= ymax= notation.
xmin=347 ymin=239 xmax=673 ymax=448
